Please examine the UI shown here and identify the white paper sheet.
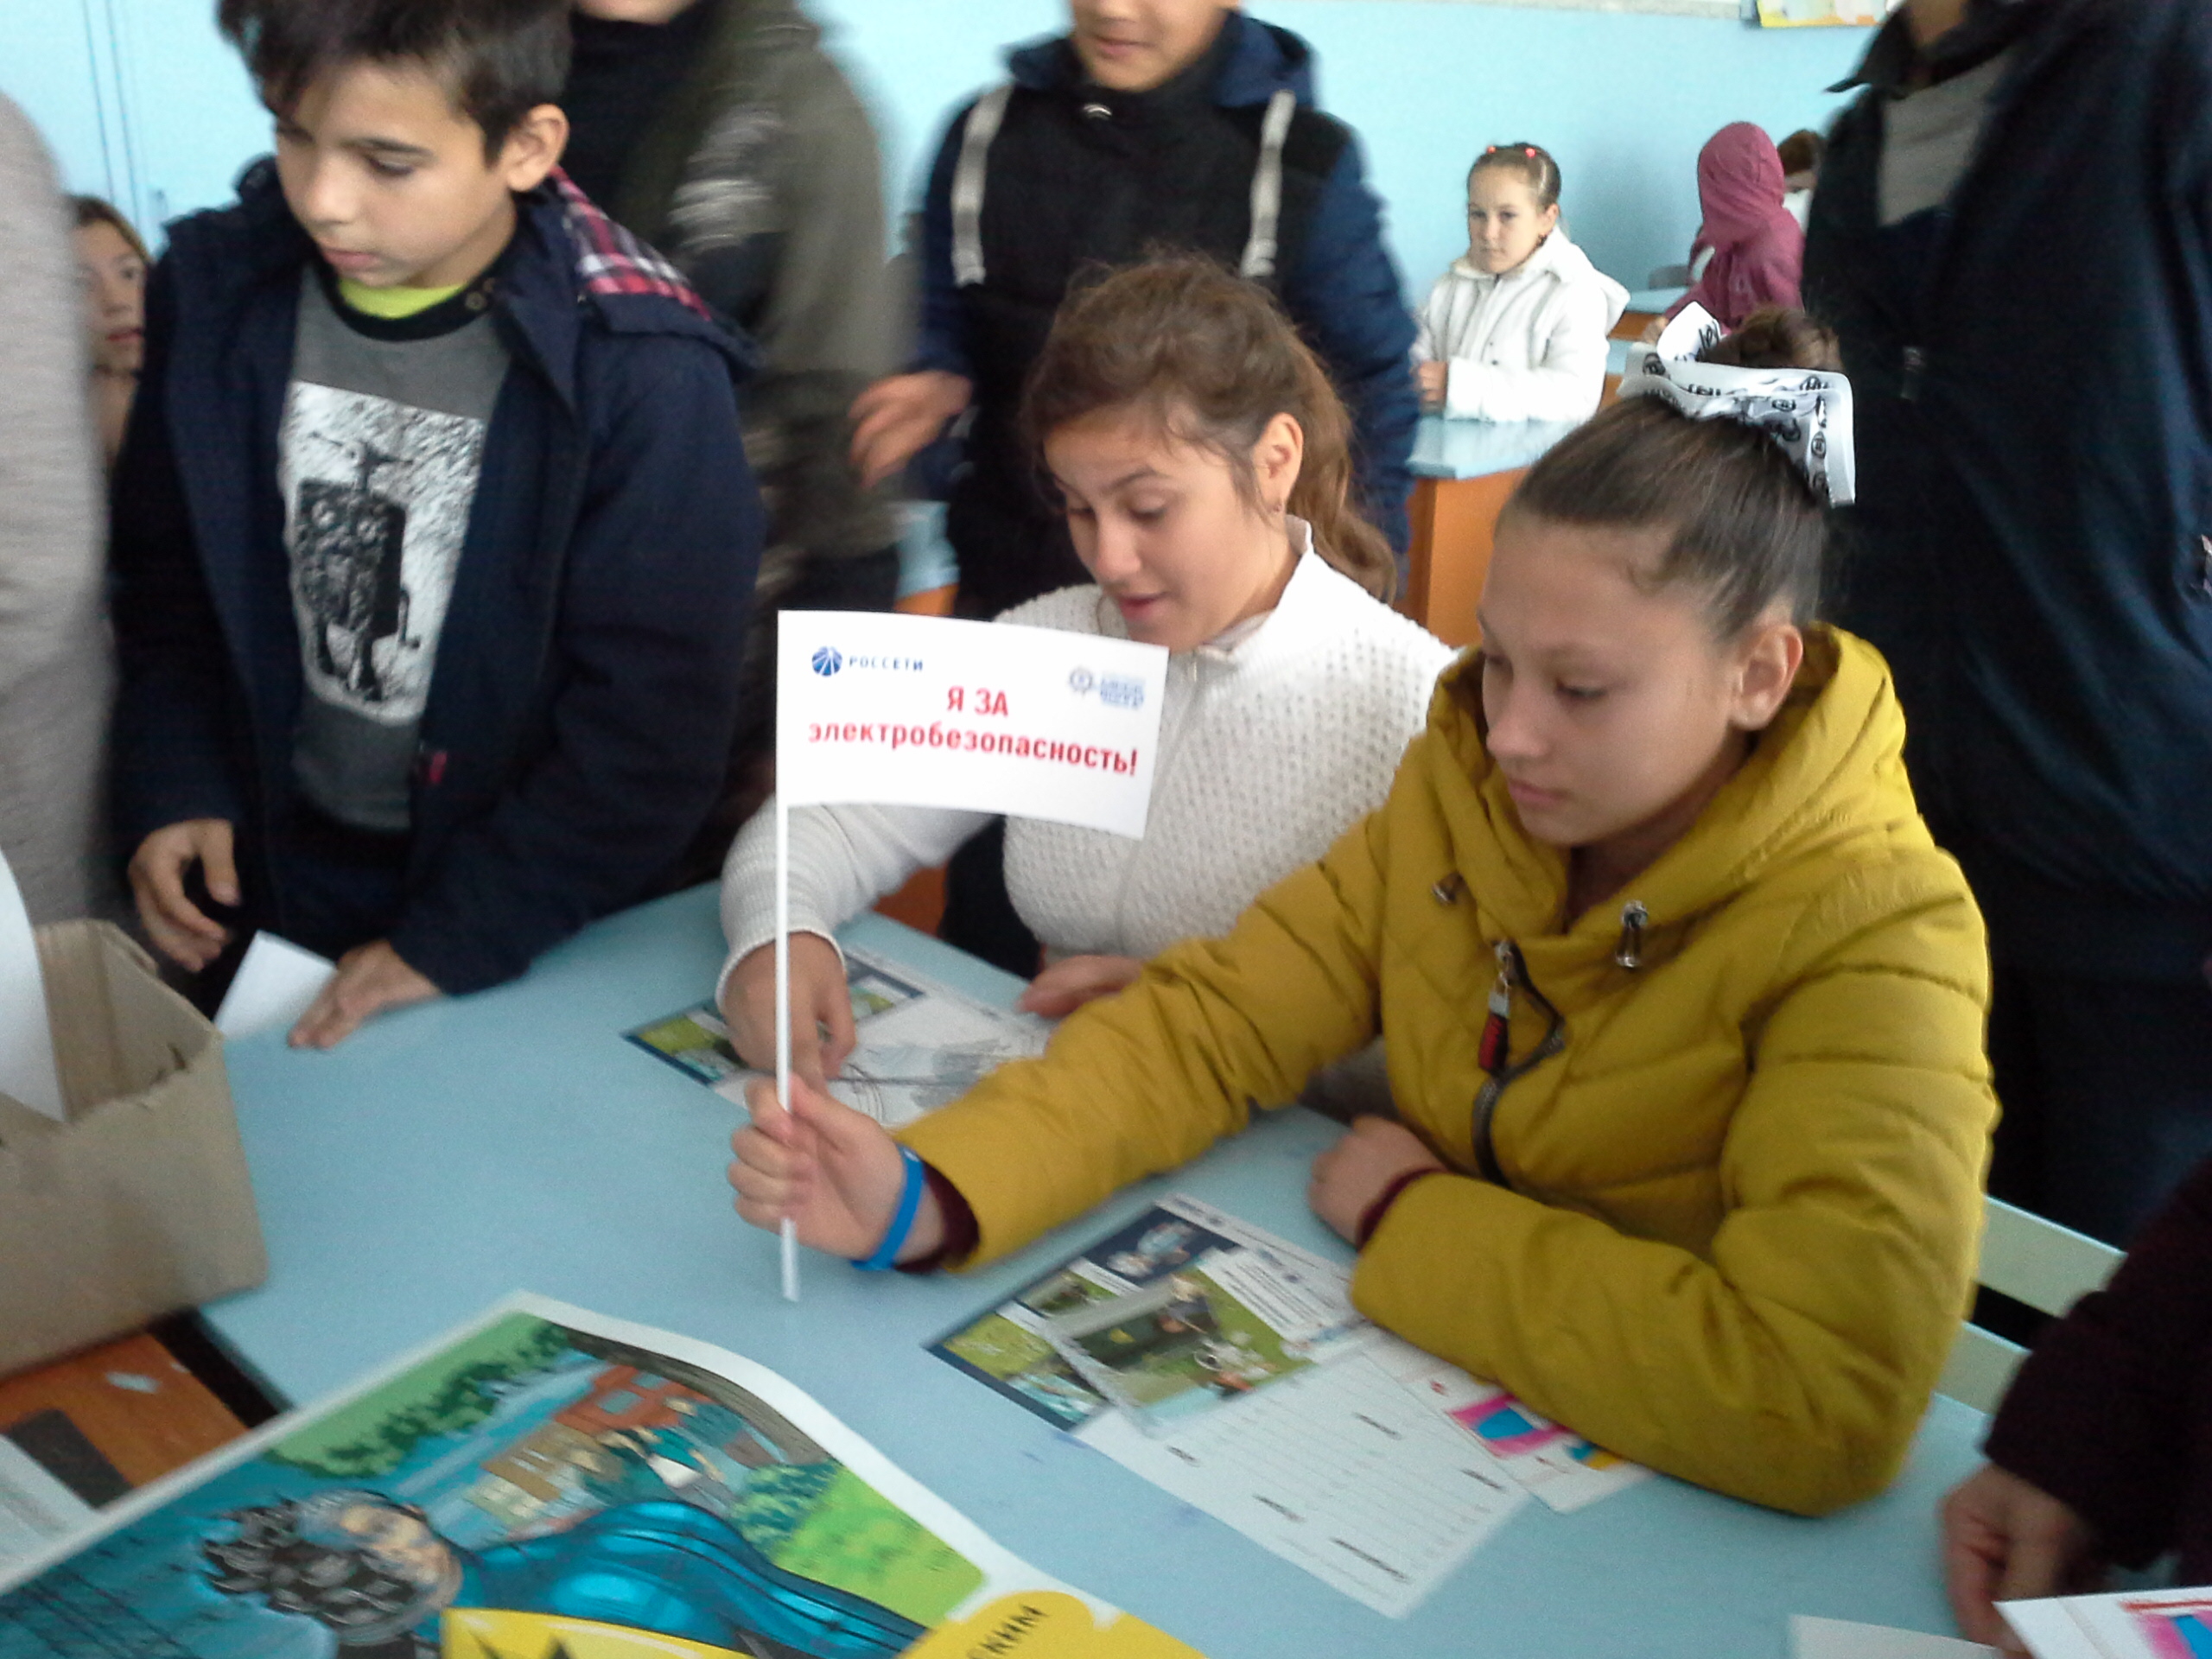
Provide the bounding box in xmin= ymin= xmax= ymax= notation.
xmin=1379 ymin=1344 xmax=1651 ymax=1514
xmin=213 ymin=932 xmax=336 ymax=1040
xmin=0 ymin=1440 xmax=96 ymax=1575
xmin=0 ymin=845 xmax=62 ymax=1120
xmin=2004 ymin=1585 xmax=2212 ymax=1659
xmin=1793 ymin=1614 xmax=1997 ymax=1659
xmin=1078 ymin=1350 xmax=1528 ymax=1618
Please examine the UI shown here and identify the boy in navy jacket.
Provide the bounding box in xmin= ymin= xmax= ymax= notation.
xmin=114 ymin=0 xmax=762 ymax=1046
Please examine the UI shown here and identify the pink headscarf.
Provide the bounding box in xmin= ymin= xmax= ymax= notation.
xmin=1669 ymin=123 xmax=1804 ymax=330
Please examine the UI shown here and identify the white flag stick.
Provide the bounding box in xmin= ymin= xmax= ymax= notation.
xmin=773 ymin=796 xmax=799 ymax=1303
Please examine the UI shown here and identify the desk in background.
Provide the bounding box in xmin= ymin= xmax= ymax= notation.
xmin=200 ymin=888 xmax=1984 ymax=1659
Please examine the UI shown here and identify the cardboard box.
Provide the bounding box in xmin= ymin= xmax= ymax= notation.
xmin=0 ymin=921 xmax=267 ymax=1376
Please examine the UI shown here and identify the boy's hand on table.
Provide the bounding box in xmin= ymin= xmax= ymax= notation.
xmin=128 ymin=818 xmax=239 ymax=971
xmin=1414 ymin=359 xmax=1447 ymax=410
xmin=723 ymin=936 xmax=855 ymax=1090
xmin=289 ymin=941 xmax=441 ymax=1049
xmin=1941 ymin=1462 xmax=2101 ymax=1654
xmin=731 ymin=1075 xmax=945 ymax=1262
xmin=1308 ymin=1116 xmax=1446 ymax=1245
xmin=1016 ymin=953 xmax=1142 ymax=1018
xmin=849 ymin=371 xmax=971 ymax=489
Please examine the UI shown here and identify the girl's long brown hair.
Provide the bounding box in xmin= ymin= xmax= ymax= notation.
xmin=1020 ymin=255 xmax=1397 ymax=599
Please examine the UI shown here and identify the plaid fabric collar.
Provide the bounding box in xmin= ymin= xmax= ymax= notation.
xmin=550 ymin=168 xmax=712 ymax=321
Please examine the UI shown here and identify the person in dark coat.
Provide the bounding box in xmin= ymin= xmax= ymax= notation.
xmin=563 ymin=0 xmax=903 ymax=869
xmin=114 ymin=0 xmax=761 ymax=1046
xmin=849 ymin=0 xmax=1419 ymax=625
xmin=1942 ymin=1157 xmax=2212 ymax=1651
xmin=1802 ymin=0 xmax=2212 ymax=1243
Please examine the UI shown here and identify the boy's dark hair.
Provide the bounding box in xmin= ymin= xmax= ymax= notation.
xmin=1498 ymin=308 xmax=1840 ymax=639
xmin=1469 ymin=143 xmax=1562 ymax=212
xmin=1021 ymin=254 xmax=1397 ymax=600
xmin=218 ymin=0 xmax=570 ymax=157
xmin=1777 ymin=128 xmax=1824 ymax=177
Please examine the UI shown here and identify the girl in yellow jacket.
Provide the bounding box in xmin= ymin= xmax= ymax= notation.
xmin=729 ymin=308 xmax=1998 ymax=1519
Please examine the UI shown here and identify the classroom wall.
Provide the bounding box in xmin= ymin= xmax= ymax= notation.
xmin=4 ymin=0 xmax=1872 ymax=300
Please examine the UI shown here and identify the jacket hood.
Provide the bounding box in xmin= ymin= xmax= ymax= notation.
xmin=162 ymin=160 xmax=747 ymax=407
xmin=1006 ymin=11 xmax=1318 ymax=108
xmin=1695 ymin=122 xmax=1793 ymax=251
xmin=1425 ymin=626 xmax=1922 ymax=953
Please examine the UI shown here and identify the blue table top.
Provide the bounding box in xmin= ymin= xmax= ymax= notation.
xmin=204 ymin=886 xmax=1986 ymax=1659
xmin=1410 ymin=414 xmax=1582 ymax=483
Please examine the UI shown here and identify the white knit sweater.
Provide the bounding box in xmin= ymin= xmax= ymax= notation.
xmin=719 ymin=543 xmax=1456 ymax=988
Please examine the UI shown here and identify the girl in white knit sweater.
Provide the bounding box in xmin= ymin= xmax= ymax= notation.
xmin=1413 ymin=143 xmax=1629 ymax=424
xmin=720 ymin=257 xmax=1453 ymax=1084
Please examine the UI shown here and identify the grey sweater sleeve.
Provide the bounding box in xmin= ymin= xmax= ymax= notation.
xmin=0 ymin=97 xmax=101 ymax=697
xmin=0 ymin=95 xmax=116 ymax=922
xmin=745 ymin=49 xmax=900 ymax=562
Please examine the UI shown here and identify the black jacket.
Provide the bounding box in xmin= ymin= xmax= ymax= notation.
xmin=111 ymin=164 xmax=763 ymax=993
xmin=912 ymin=16 xmax=1417 ymax=618
xmin=1805 ymin=0 xmax=2212 ymax=977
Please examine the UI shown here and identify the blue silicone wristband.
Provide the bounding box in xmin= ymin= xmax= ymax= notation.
xmin=855 ymin=1146 xmax=927 ymax=1272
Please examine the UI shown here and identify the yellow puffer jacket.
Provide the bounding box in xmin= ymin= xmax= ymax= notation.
xmin=900 ymin=627 xmax=1996 ymax=1516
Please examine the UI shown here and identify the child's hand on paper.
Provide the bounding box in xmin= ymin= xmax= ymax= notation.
xmin=731 ymin=1076 xmax=944 ymax=1262
xmin=1942 ymin=1462 xmax=2101 ymax=1653
xmin=849 ymin=371 xmax=972 ymax=489
xmin=1017 ymin=954 xmax=1142 ymax=1018
xmin=724 ymin=936 xmax=855 ymax=1088
xmin=288 ymin=941 xmax=441 ymax=1049
xmin=1308 ymin=1116 xmax=1446 ymax=1245
xmin=128 ymin=818 xmax=239 ymax=971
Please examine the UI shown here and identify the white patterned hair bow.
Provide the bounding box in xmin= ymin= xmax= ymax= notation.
xmin=1617 ymin=303 xmax=1857 ymax=507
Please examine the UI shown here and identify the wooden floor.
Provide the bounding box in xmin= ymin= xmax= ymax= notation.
xmin=0 ymin=1332 xmax=246 ymax=1491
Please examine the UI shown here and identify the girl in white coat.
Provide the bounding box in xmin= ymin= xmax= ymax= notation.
xmin=1414 ymin=144 xmax=1629 ymax=423
xmin=721 ymin=257 xmax=1453 ymax=1084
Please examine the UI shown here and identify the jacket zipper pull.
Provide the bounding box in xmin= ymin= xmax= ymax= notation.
xmin=1901 ymin=345 xmax=1928 ymax=403
xmin=1614 ymin=900 xmax=1649 ymax=970
xmin=1478 ymin=939 xmax=1513 ymax=1073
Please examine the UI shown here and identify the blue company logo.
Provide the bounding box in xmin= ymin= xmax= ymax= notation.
xmin=1068 ymin=668 xmax=1096 ymax=695
xmin=811 ymin=647 xmax=843 ymax=677
xmin=1099 ymin=674 xmax=1146 ymax=711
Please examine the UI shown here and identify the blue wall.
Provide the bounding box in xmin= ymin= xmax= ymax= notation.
xmin=4 ymin=0 xmax=1872 ymax=296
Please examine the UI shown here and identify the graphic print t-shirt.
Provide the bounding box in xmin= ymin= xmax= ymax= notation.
xmin=280 ymin=266 xmax=510 ymax=831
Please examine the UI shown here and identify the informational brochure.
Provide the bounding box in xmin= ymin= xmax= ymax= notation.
xmin=1380 ymin=1347 xmax=1651 ymax=1514
xmin=932 ymin=1196 xmax=1549 ymax=1618
xmin=2004 ymin=1585 xmax=2212 ymax=1659
xmin=0 ymin=1294 xmax=1201 ymax=1657
xmin=625 ymin=943 xmax=1052 ymax=1128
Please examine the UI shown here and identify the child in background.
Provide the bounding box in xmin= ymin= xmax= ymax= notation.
xmin=1662 ymin=123 xmax=1803 ymax=331
xmin=1777 ymin=128 xmax=1822 ymax=228
xmin=70 ymin=197 xmax=147 ymax=472
xmin=720 ymin=257 xmax=1452 ymax=1084
xmin=1412 ymin=143 xmax=1627 ymax=424
xmin=111 ymin=0 xmax=761 ymax=1047
xmin=731 ymin=312 xmax=1997 ymax=1518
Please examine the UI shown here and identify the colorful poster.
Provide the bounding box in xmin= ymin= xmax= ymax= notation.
xmin=0 ymin=1295 xmax=1200 ymax=1659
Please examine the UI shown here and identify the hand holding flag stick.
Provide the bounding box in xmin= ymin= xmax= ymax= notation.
xmin=761 ymin=610 xmax=1168 ymax=1298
